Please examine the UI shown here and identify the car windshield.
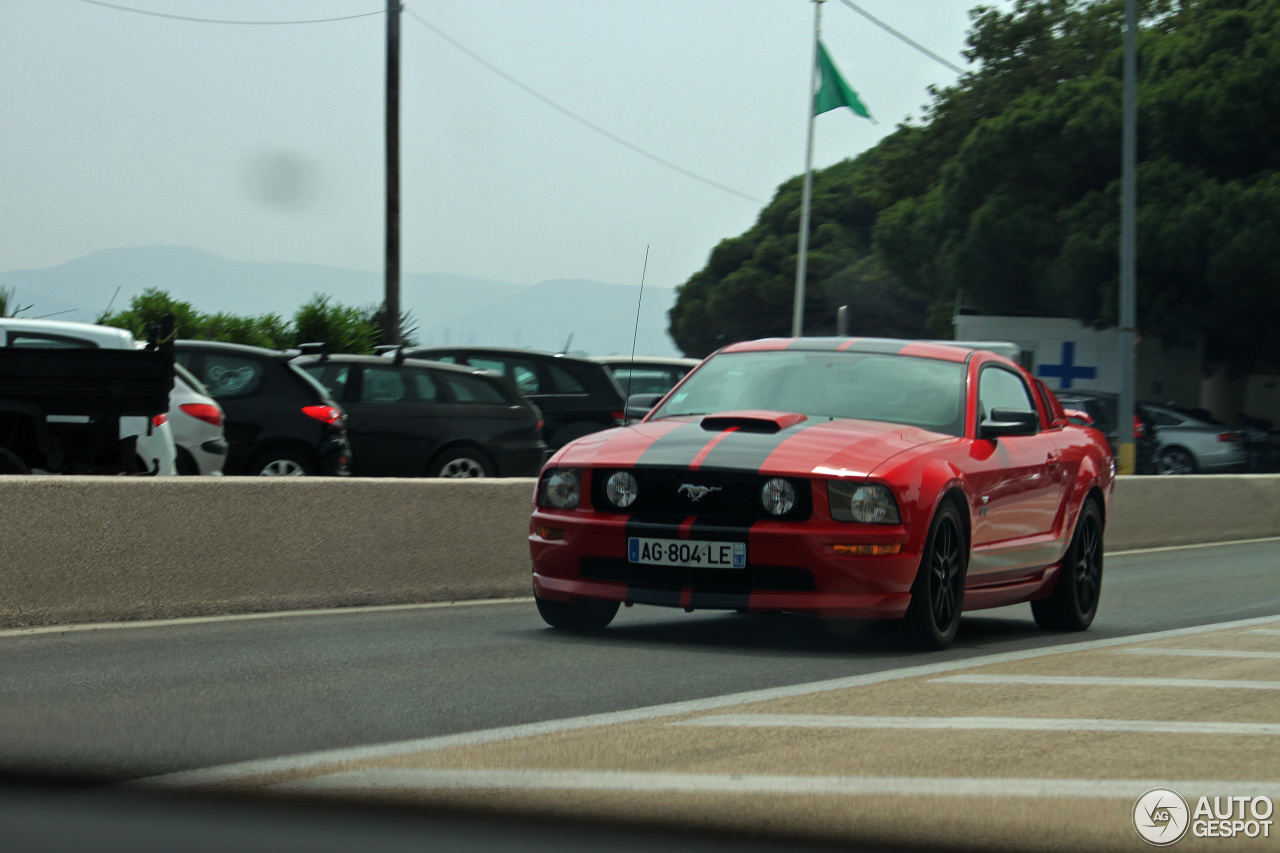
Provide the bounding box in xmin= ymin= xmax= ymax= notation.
xmin=653 ymin=350 xmax=966 ymax=436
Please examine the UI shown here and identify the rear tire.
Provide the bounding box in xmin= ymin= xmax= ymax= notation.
xmin=1159 ymin=447 xmax=1196 ymax=475
xmin=428 ymin=447 xmax=493 ymax=478
xmin=1033 ymin=500 xmax=1103 ymax=631
xmin=535 ymin=595 xmax=620 ymax=630
xmin=904 ymin=502 xmax=967 ymax=649
xmin=247 ymin=449 xmax=314 ymax=477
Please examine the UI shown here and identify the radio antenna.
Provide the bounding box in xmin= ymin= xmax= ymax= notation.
xmin=626 ymin=245 xmax=650 ymax=401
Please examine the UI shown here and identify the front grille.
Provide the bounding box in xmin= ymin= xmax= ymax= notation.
xmin=590 ymin=467 xmax=811 ymax=523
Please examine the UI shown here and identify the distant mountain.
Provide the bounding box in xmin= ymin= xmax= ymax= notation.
xmin=0 ymin=246 xmax=680 ymax=356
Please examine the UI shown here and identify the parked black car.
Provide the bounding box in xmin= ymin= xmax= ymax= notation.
xmin=1055 ymin=390 xmax=1162 ymax=474
xmin=174 ymin=341 xmax=351 ymax=476
xmin=293 ymin=350 xmax=546 ymax=477
xmin=393 ymin=346 xmax=626 ymax=449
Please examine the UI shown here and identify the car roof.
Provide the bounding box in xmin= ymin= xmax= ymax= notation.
xmin=404 ymin=345 xmax=602 ymax=366
xmin=0 ymin=318 xmax=137 ymax=348
xmin=175 ymin=339 xmax=287 ymax=357
xmin=716 ymin=337 xmax=980 ymax=364
xmin=292 ymin=352 xmax=507 ymax=379
xmin=590 ymin=355 xmax=700 ymax=367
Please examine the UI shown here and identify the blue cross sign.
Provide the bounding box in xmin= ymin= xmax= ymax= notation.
xmin=1037 ymin=341 xmax=1097 ymax=389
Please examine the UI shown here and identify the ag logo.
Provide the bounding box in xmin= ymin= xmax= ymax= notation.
xmin=1134 ymin=788 xmax=1190 ymax=846
xmin=678 ymin=483 xmax=721 ymax=502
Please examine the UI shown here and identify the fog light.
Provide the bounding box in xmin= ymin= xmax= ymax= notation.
xmin=535 ymin=526 xmax=565 ymax=540
xmin=605 ymin=471 xmax=638 ymax=508
xmin=761 ymin=478 xmax=796 ymax=515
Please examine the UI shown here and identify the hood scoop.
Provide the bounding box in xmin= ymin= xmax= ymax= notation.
xmin=700 ymin=410 xmax=808 ymax=434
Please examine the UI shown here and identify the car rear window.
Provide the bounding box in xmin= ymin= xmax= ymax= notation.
xmin=443 ymin=372 xmax=508 ymax=404
xmin=200 ymin=353 xmax=264 ymax=399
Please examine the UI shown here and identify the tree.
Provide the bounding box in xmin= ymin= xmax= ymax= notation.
xmin=670 ymin=0 xmax=1280 ymax=373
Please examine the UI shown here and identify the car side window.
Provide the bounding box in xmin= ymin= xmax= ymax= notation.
xmin=409 ymin=368 xmax=440 ymax=402
xmin=978 ymin=366 xmax=1037 ymax=426
xmin=359 ymin=366 xmax=408 ymax=403
xmin=547 ymin=364 xmax=586 ymax=394
xmin=199 ymin=353 xmax=264 ymax=399
xmin=302 ymin=364 xmax=350 ymax=401
xmin=442 ymin=372 xmax=507 ymax=404
xmin=470 ymin=357 xmax=540 ymax=395
xmin=1147 ymin=409 xmax=1183 ymax=427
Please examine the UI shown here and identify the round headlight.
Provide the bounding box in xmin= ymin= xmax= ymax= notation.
xmin=541 ymin=468 xmax=581 ymax=508
xmin=605 ymin=471 xmax=638 ymax=508
xmin=761 ymin=478 xmax=796 ymax=516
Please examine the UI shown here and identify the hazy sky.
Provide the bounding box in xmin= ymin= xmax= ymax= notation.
xmin=2 ymin=0 xmax=1006 ymax=298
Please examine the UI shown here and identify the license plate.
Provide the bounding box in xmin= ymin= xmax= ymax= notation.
xmin=627 ymin=537 xmax=746 ymax=569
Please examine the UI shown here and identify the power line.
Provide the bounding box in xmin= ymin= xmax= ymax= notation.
xmin=835 ymin=0 xmax=966 ymax=76
xmin=71 ymin=0 xmax=386 ymax=26
xmin=403 ymin=6 xmax=765 ymax=206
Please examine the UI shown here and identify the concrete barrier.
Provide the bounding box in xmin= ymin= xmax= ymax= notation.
xmin=0 ymin=475 xmax=1277 ymax=629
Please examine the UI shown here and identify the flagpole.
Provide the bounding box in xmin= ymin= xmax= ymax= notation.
xmin=792 ymin=0 xmax=823 ymax=338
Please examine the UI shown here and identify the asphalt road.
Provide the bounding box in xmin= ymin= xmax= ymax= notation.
xmin=1 ymin=539 xmax=1277 ymax=783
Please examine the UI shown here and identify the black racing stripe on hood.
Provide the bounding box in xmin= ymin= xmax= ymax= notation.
xmin=634 ymin=421 xmax=723 ymax=468
xmin=696 ymin=421 xmax=819 ymax=472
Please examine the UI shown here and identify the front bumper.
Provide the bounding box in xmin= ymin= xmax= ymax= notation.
xmin=530 ymin=509 xmax=921 ymax=618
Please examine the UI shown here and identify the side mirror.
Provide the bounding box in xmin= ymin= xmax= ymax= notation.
xmin=1063 ymin=408 xmax=1093 ymax=426
xmin=980 ymin=408 xmax=1040 ymax=439
xmin=625 ymin=392 xmax=663 ymax=421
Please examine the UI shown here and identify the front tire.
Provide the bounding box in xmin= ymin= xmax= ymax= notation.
xmin=0 ymin=447 xmax=31 ymax=475
xmin=535 ymin=595 xmax=620 ymax=630
xmin=1033 ymin=499 xmax=1103 ymax=631
xmin=904 ymin=502 xmax=967 ymax=649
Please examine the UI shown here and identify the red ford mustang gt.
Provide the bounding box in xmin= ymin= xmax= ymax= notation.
xmin=529 ymin=337 xmax=1114 ymax=647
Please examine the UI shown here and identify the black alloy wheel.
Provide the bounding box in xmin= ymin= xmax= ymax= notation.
xmin=535 ymin=595 xmax=620 ymax=631
xmin=1032 ymin=499 xmax=1103 ymax=631
xmin=905 ymin=502 xmax=967 ymax=649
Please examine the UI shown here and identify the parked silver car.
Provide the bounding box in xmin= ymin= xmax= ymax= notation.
xmin=1141 ymin=402 xmax=1247 ymax=474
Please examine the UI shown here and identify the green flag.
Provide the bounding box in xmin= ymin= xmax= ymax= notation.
xmin=814 ymin=41 xmax=871 ymax=119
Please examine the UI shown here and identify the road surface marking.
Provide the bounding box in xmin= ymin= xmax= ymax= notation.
xmin=671 ymin=714 xmax=1280 ymax=736
xmin=271 ymin=768 xmax=1280 ymax=799
xmin=935 ymin=674 xmax=1280 ymax=690
xmin=142 ymin=612 xmax=1280 ymax=789
xmin=0 ymin=598 xmax=533 ymax=639
xmin=1115 ymin=648 xmax=1280 ymax=659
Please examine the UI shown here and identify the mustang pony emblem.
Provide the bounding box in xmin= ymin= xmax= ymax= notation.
xmin=678 ymin=483 xmax=722 ymax=502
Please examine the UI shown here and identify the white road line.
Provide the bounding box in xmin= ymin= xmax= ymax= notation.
xmin=271 ymin=768 xmax=1280 ymax=800
xmin=141 ymin=613 xmax=1280 ymax=789
xmin=1116 ymin=648 xmax=1280 ymax=659
xmin=672 ymin=714 xmax=1280 ymax=736
xmin=1106 ymin=535 xmax=1280 ymax=556
xmin=0 ymin=598 xmax=533 ymax=639
xmin=936 ymin=674 xmax=1280 ymax=690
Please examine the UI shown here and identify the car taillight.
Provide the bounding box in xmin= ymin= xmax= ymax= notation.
xmin=612 ymin=410 xmax=626 ymax=425
xmin=536 ymin=419 xmax=545 ymax=433
xmin=302 ymin=405 xmax=344 ymax=427
xmin=179 ymin=403 xmax=223 ymax=428
xmin=1218 ymin=432 xmax=1239 ymax=443
xmin=152 ymin=414 xmax=167 ymax=427
xmin=1133 ymin=415 xmax=1144 ymax=439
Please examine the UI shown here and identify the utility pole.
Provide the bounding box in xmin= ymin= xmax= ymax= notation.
xmin=792 ymin=0 xmax=823 ymax=338
xmin=1118 ymin=0 xmax=1137 ymax=474
xmin=384 ymin=0 xmax=402 ymax=345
